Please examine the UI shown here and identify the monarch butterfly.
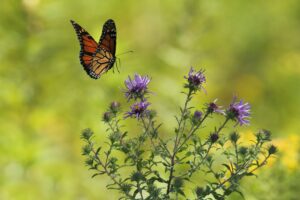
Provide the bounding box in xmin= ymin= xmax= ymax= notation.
xmin=70 ymin=19 xmax=116 ymax=79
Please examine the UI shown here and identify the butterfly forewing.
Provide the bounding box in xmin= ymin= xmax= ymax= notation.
xmin=71 ymin=19 xmax=117 ymax=79
xmin=70 ymin=20 xmax=98 ymax=72
xmin=98 ymin=19 xmax=117 ymax=56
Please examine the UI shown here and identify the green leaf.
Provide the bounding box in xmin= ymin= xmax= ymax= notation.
xmin=133 ymin=189 xmax=139 ymax=198
xmin=177 ymin=188 xmax=186 ymax=197
xmin=95 ymin=147 xmax=101 ymax=155
xmin=222 ymin=163 xmax=232 ymax=172
xmin=91 ymin=172 xmax=105 ymax=178
xmin=245 ymin=172 xmax=257 ymax=177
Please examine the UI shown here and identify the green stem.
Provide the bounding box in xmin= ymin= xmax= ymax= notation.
xmin=166 ymin=89 xmax=193 ymax=195
xmin=207 ymin=151 xmax=270 ymax=197
xmin=234 ymin=142 xmax=239 ymax=164
xmin=92 ymin=148 xmax=133 ymax=199
xmin=175 ymin=112 xmax=209 ymax=153
xmin=141 ymin=117 xmax=171 ymax=157
xmin=216 ymin=118 xmax=230 ymax=134
xmin=177 ymin=118 xmax=229 ymax=178
xmin=137 ymin=180 xmax=144 ymax=200
xmin=178 ymin=143 xmax=212 ymax=178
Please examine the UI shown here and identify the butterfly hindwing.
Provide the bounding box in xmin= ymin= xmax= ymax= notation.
xmin=89 ymin=48 xmax=115 ymax=78
xmin=71 ymin=19 xmax=117 ymax=79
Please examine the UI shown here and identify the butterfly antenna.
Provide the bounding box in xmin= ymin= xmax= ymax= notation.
xmin=116 ymin=50 xmax=134 ymax=57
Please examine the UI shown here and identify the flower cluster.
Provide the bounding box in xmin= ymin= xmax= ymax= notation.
xmin=124 ymin=74 xmax=151 ymax=119
xmin=205 ymin=97 xmax=251 ymax=127
xmin=81 ymin=67 xmax=277 ymax=200
xmin=102 ymin=101 xmax=121 ymax=123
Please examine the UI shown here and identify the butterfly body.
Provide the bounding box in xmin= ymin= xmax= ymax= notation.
xmin=71 ymin=19 xmax=117 ymax=79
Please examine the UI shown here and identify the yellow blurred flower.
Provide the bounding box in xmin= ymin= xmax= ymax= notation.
xmin=239 ymin=129 xmax=257 ymax=145
xmin=273 ymin=134 xmax=299 ymax=170
xmin=238 ymin=131 xmax=299 ymax=171
xmin=239 ymin=131 xmax=299 ymax=171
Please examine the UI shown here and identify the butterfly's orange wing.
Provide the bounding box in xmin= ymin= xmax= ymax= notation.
xmin=70 ymin=20 xmax=98 ymax=76
xmin=88 ymin=48 xmax=115 ymax=78
xmin=98 ymin=19 xmax=116 ymax=56
xmin=71 ymin=19 xmax=117 ymax=79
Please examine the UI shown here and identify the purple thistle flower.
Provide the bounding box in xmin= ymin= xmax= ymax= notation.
xmin=125 ymin=74 xmax=150 ymax=100
xmin=125 ymin=101 xmax=150 ymax=119
xmin=184 ymin=67 xmax=206 ymax=91
xmin=207 ymin=99 xmax=225 ymax=115
xmin=226 ymin=97 xmax=251 ymax=126
xmin=103 ymin=112 xmax=113 ymax=122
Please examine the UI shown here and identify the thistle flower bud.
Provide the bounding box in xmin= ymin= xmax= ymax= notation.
xmin=131 ymin=171 xmax=144 ymax=182
xmin=110 ymin=101 xmax=121 ymax=114
xmin=192 ymin=110 xmax=202 ymax=125
xmin=82 ymin=144 xmax=92 ymax=155
xmin=229 ymin=132 xmax=240 ymax=144
xmin=109 ymin=132 xmax=122 ymax=143
xmin=209 ymin=133 xmax=219 ymax=143
xmin=103 ymin=112 xmax=113 ymax=122
xmin=85 ymin=157 xmax=94 ymax=166
xmin=257 ymin=129 xmax=271 ymax=142
xmin=81 ymin=128 xmax=93 ymax=140
xmin=268 ymin=144 xmax=277 ymax=155
xmin=239 ymin=146 xmax=248 ymax=156
xmin=195 ymin=187 xmax=204 ymax=197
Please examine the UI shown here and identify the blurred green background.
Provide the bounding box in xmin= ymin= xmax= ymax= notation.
xmin=1 ymin=0 xmax=299 ymax=199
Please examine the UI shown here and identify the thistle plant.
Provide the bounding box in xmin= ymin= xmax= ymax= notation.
xmin=81 ymin=67 xmax=277 ymax=199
